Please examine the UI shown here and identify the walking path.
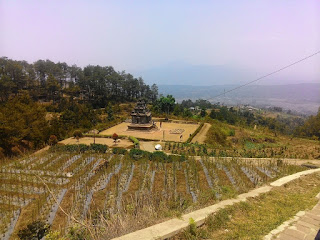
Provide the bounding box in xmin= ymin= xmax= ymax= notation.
xmin=140 ymin=141 xmax=157 ymax=152
xmin=111 ymin=168 xmax=320 ymax=240
xmin=191 ymin=123 xmax=211 ymax=144
xmin=265 ymin=193 xmax=320 ymax=239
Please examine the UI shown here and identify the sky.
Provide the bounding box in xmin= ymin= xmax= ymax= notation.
xmin=1 ymin=0 xmax=319 ymax=85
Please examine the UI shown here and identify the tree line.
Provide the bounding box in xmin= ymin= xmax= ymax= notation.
xmin=0 ymin=93 xmax=101 ymax=157
xmin=153 ymin=97 xmax=320 ymax=140
xmin=0 ymin=57 xmax=159 ymax=157
xmin=0 ymin=57 xmax=158 ymax=107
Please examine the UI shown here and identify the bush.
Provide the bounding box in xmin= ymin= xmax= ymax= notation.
xmin=149 ymin=151 xmax=168 ymax=161
xmin=129 ymin=136 xmax=140 ymax=148
xmin=84 ymin=134 xmax=126 ymax=139
xmin=112 ymin=133 xmax=118 ymax=141
xmin=73 ymin=130 xmax=83 ymax=139
xmin=66 ymin=224 xmax=88 ymax=240
xmin=65 ymin=144 xmax=89 ymax=152
xmin=168 ymin=154 xmax=187 ymax=162
xmin=48 ymin=135 xmax=58 ymax=146
xmin=112 ymin=147 xmax=127 ymax=155
xmin=50 ymin=144 xmax=108 ymax=153
xmin=205 ymin=125 xmax=228 ymax=146
xmin=229 ymin=129 xmax=235 ymax=136
xmin=45 ymin=231 xmax=66 ymax=240
xmin=18 ymin=220 xmax=50 ymax=240
xmin=90 ymin=143 xmax=108 ymax=153
xmin=129 ymin=149 xmax=150 ymax=160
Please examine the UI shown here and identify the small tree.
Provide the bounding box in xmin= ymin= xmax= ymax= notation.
xmin=112 ymin=133 xmax=118 ymax=144
xmin=48 ymin=135 xmax=58 ymax=146
xmin=200 ymin=108 xmax=207 ymax=118
xmin=106 ymin=102 xmax=114 ymax=121
xmin=73 ymin=130 xmax=83 ymax=142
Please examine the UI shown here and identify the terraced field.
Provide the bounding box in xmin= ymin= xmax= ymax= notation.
xmin=0 ymin=150 xmax=307 ymax=239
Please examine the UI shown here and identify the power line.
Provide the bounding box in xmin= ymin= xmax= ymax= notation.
xmin=206 ymin=50 xmax=320 ymax=101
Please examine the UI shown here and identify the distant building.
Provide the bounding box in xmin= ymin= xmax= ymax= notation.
xmin=128 ymin=100 xmax=154 ymax=130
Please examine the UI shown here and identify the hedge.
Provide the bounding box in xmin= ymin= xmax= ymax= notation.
xmin=129 ymin=136 xmax=140 ymax=148
xmin=112 ymin=147 xmax=127 ymax=155
xmin=89 ymin=144 xmax=108 ymax=153
xmin=168 ymin=154 xmax=186 ymax=162
xmin=127 ymin=149 xmax=186 ymax=162
xmin=149 ymin=151 xmax=168 ymax=161
xmin=84 ymin=134 xmax=126 ymax=139
xmin=129 ymin=149 xmax=150 ymax=160
xmin=50 ymin=143 xmax=108 ymax=153
xmin=186 ymin=122 xmax=204 ymax=143
xmin=135 ymin=137 xmax=160 ymax=142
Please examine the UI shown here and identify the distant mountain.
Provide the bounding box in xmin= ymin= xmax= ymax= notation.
xmin=158 ymin=83 xmax=320 ymax=115
xmin=133 ymin=63 xmax=252 ymax=85
xmin=133 ymin=62 xmax=316 ymax=86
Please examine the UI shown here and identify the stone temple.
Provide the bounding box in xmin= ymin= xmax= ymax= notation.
xmin=128 ymin=100 xmax=154 ymax=130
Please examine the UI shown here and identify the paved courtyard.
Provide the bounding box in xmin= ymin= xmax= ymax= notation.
xmin=99 ymin=122 xmax=199 ymax=142
xmin=60 ymin=137 xmax=133 ymax=148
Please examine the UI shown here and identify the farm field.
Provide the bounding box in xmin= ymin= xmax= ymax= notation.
xmin=0 ymin=149 xmax=308 ymax=239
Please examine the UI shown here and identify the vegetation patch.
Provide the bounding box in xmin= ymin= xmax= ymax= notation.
xmin=129 ymin=148 xmax=150 ymax=160
xmin=186 ymin=123 xmax=204 ymax=143
xmin=175 ymin=173 xmax=320 ymax=240
xmin=84 ymin=134 xmax=126 ymax=139
xmin=50 ymin=143 xmax=108 ymax=153
xmin=129 ymin=136 xmax=140 ymax=148
xmin=112 ymin=147 xmax=127 ymax=155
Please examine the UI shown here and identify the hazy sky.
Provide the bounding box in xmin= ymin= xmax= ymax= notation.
xmin=1 ymin=0 xmax=319 ymax=84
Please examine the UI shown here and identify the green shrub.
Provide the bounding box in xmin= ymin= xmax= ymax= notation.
xmin=84 ymin=134 xmax=126 ymax=139
xmin=129 ymin=136 xmax=140 ymax=148
xmin=45 ymin=231 xmax=65 ymax=240
xmin=73 ymin=130 xmax=83 ymax=139
xmin=168 ymin=154 xmax=186 ymax=162
xmin=150 ymin=151 xmax=168 ymax=161
xmin=18 ymin=220 xmax=50 ymax=240
xmin=229 ymin=129 xmax=235 ymax=136
xmin=65 ymin=144 xmax=89 ymax=152
xmin=129 ymin=149 xmax=150 ymax=160
xmin=112 ymin=147 xmax=127 ymax=155
xmin=205 ymin=125 xmax=228 ymax=146
xmin=90 ymin=144 xmax=108 ymax=153
xmin=66 ymin=224 xmax=88 ymax=240
xmin=50 ymin=144 xmax=107 ymax=153
xmin=187 ymin=123 xmax=204 ymax=143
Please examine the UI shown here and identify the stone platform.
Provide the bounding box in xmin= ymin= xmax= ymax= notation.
xmin=127 ymin=123 xmax=155 ymax=131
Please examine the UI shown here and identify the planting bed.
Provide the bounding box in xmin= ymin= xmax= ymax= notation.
xmin=0 ymin=150 xmax=307 ymax=239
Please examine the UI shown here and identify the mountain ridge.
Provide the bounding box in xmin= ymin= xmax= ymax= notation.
xmin=158 ymin=83 xmax=320 ymax=115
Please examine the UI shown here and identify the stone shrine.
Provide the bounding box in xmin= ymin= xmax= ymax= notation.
xmin=128 ymin=100 xmax=154 ymax=130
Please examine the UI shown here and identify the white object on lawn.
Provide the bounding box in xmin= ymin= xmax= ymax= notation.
xmin=155 ymin=144 xmax=162 ymax=150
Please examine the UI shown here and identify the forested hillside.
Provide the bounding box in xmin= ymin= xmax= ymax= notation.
xmin=0 ymin=57 xmax=158 ymax=107
xmin=0 ymin=57 xmax=158 ymax=157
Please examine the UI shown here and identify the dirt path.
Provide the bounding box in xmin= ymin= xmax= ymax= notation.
xmin=140 ymin=141 xmax=157 ymax=152
xmin=191 ymin=123 xmax=211 ymax=144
